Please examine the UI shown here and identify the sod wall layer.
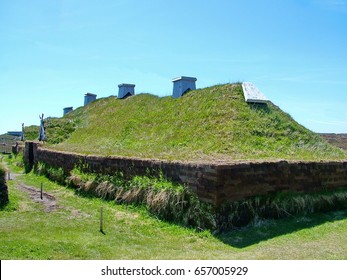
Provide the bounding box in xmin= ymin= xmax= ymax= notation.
xmin=0 ymin=167 xmax=9 ymax=207
xmin=24 ymin=142 xmax=347 ymax=206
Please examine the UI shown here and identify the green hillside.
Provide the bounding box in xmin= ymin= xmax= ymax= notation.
xmin=47 ymin=83 xmax=346 ymax=162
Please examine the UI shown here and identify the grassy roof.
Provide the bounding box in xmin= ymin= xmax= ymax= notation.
xmin=44 ymin=83 xmax=345 ymax=162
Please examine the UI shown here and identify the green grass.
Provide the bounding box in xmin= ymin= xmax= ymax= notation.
xmin=22 ymin=125 xmax=38 ymax=141
xmin=46 ymin=83 xmax=345 ymax=162
xmin=1 ymin=157 xmax=347 ymax=259
xmin=24 ymin=117 xmax=77 ymax=143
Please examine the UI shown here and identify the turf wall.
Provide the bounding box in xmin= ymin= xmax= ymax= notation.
xmin=24 ymin=142 xmax=347 ymax=206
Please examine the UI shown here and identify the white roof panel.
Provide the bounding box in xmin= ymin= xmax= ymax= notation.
xmin=242 ymin=82 xmax=268 ymax=103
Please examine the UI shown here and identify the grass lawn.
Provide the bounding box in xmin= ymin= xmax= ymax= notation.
xmin=1 ymin=159 xmax=347 ymax=260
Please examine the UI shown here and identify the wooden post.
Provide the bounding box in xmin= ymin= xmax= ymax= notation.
xmin=100 ymin=207 xmax=105 ymax=234
xmin=40 ymin=182 xmax=43 ymax=200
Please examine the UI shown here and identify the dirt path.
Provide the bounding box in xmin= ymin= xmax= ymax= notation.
xmin=3 ymin=161 xmax=92 ymax=218
xmin=2 ymin=162 xmax=59 ymax=212
xmin=16 ymin=183 xmax=58 ymax=212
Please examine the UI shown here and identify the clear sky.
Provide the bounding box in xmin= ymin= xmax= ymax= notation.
xmin=1 ymin=0 xmax=346 ymax=135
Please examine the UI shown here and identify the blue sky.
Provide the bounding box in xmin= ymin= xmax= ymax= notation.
xmin=1 ymin=0 xmax=346 ymax=135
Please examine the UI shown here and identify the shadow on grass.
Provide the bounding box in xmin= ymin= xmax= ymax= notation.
xmin=0 ymin=201 xmax=9 ymax=211
xmin=247 ymin=102 xmax=270 ymax=113
xmin=216 ymin=210 xmax=347 ymax=249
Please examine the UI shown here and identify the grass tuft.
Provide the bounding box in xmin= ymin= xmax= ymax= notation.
xmin=66 ymin=166 xmax=216 ymax=230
